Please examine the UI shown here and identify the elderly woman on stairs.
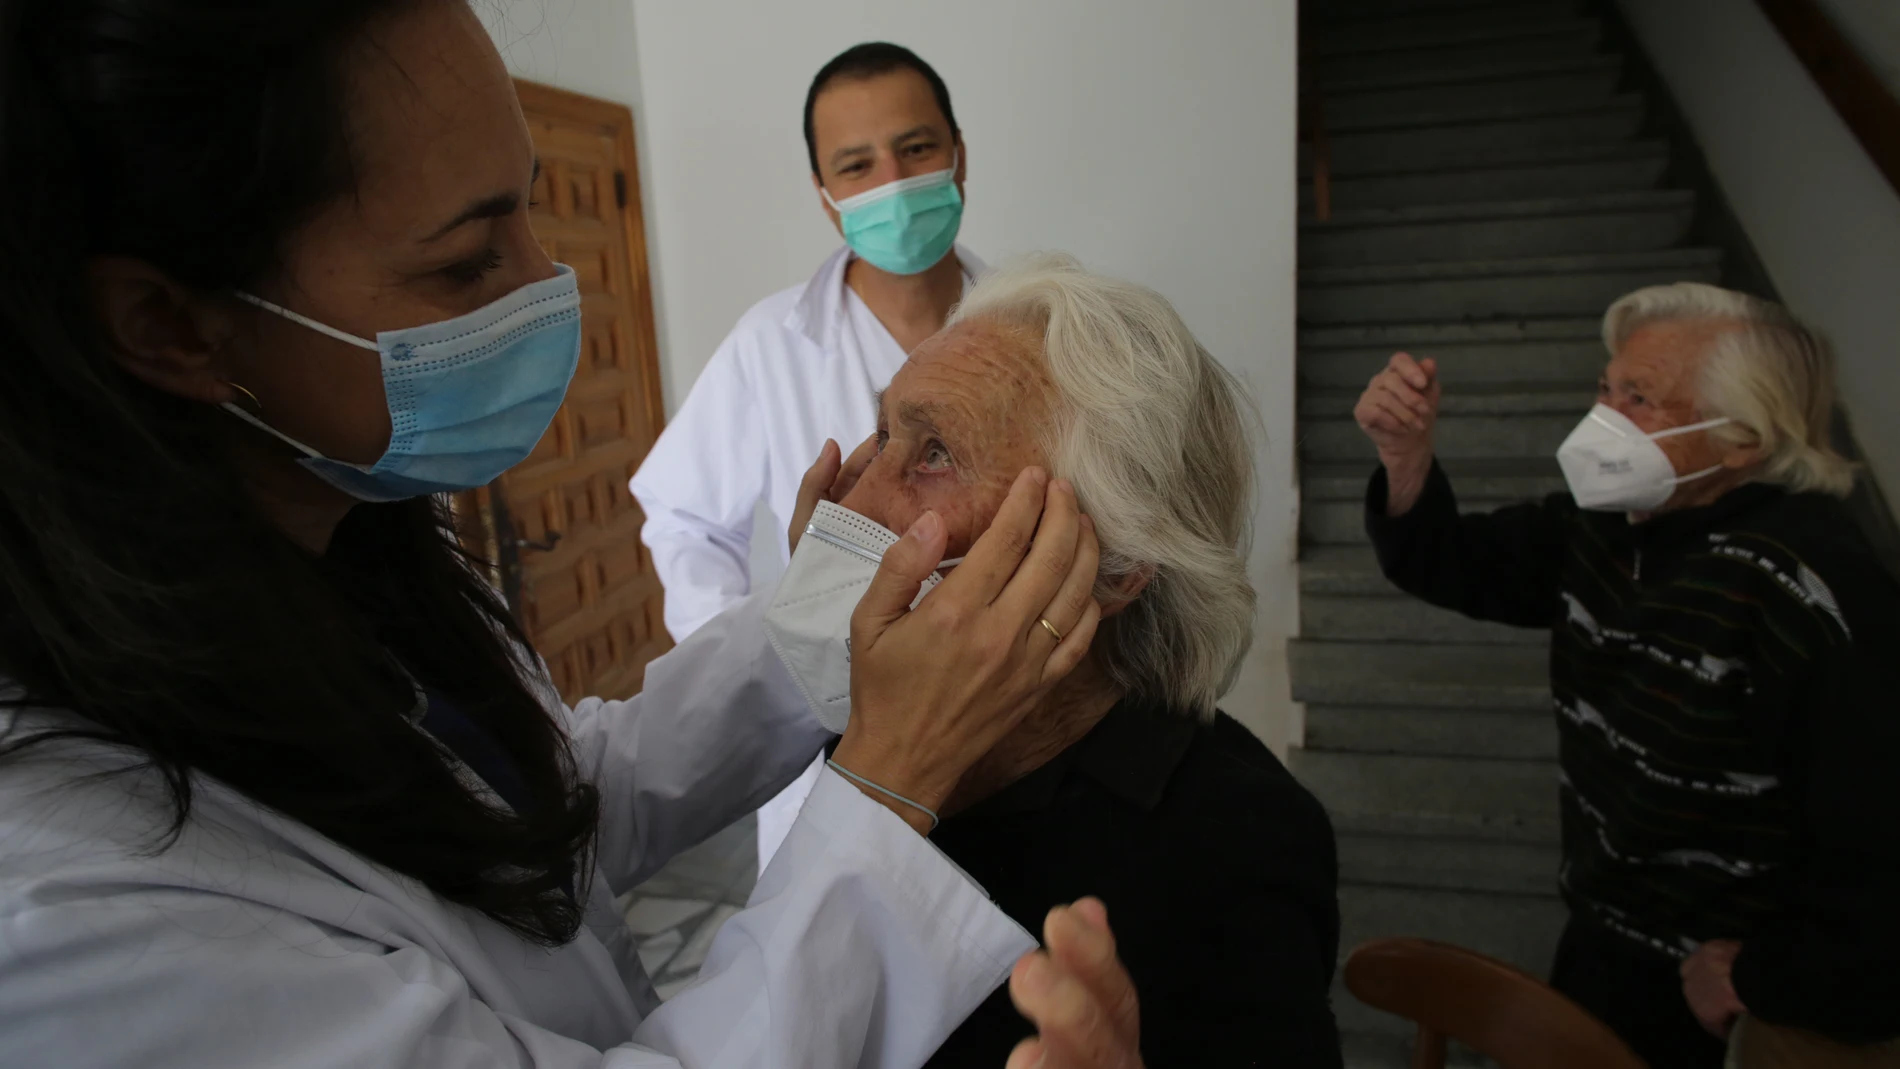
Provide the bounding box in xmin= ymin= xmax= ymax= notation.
xmin=1354 ymin=281 xmax=1900 ymax=1069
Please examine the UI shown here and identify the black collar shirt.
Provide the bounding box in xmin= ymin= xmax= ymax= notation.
xmin=925 ymin=697 xmax=1343 ymax=1068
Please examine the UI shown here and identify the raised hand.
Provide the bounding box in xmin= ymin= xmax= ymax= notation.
xmin=1353 ymin=351 xmax=1442 ymax=515
xmin=1007 ymin=898 xmax=1144 ymax=1069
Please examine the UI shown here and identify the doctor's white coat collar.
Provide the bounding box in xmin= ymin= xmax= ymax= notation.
xmin=784 ymin=244 xmax=988 ymax=353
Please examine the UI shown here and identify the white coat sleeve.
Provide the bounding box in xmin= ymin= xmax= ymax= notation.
xmin=0 ymin=776 xmax=1035 ymax=1069
xmin=0 ymin=590 xmax=1037 ymax=1068
xmin=629 ymin=329 xmax=772 ymax=641
xmin=562 ymin=589 xmax=828 ymax=895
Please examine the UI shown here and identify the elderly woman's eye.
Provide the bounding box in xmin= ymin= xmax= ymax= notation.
xmin=920 ymin=441 xmax=953 ymax=472
xmin=875 ymin=429 xmax=889 ymax=453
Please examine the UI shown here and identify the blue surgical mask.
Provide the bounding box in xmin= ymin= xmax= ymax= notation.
xmin=226 ymin=265 xmax=582 ymax=502
xmin=823 ymin=150 xmax=963 ymax=276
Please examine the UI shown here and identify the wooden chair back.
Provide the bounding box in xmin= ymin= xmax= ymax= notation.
xmin=1343 ymin=938 xmax=1648 ymax=1069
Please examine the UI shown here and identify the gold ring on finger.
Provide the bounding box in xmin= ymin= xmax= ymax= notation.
xmin=1038 ymin=617 xmax=1065 ymax=643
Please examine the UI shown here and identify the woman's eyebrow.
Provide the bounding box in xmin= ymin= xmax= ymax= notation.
xmin=420 ymin=159 xmax=540 ymax=243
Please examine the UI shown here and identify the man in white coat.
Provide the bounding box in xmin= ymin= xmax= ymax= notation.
xmin=630 ymin=42 xmax=984 ymax=868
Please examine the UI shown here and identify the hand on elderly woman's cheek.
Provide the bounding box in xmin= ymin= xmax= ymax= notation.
xmin=1007 ymin=899 xmax=1144 ymax=1069
xmin=786 ymin=434 xmax=880 ymax=553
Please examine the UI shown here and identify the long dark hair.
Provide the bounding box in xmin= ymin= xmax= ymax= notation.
xmin=0 ymin=0 xmax=599 ymax=946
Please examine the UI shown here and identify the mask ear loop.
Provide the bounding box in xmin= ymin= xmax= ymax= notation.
xmin=222 ymin=294 xmax=379 ymax=463
xmin=1648 ymin=415 xmax=1732 ymax=441
xmin=822 ymin=148 xmax=961 ymax=213
xmin=234 ymin=292 xmax=380 ymax=351
xmin=1651 ymin=416 xmax=1734 ymax=485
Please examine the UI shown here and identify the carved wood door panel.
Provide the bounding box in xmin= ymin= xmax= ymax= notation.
xmin=460 ymin=81 xmax=670 ymax=705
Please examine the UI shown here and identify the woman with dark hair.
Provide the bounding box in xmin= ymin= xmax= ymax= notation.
xmin=0 ymin=2 xmax=1144 ymax=1066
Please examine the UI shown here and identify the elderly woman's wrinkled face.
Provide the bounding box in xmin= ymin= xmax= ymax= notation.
xmin=840 ymin=320 xmax=1054 ymax=556
xmin=1599 ymin=320 xmax=1732 ymax=481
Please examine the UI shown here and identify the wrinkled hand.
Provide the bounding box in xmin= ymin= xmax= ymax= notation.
xmin=1353 ymin=352 xmax=1441 ymax=463
xmin=1007 ymin=899 xmax=1143 ymax=1069
xmin=787 ymin=434 xmax=880 ymax=554
xmin=1681 ymin=939 xmax=1747 ymax=1039
xmin=832 ymin=468 xmax=1102 ymax=829
xmin=1354 ymin=352 xmax=1442 ymax=515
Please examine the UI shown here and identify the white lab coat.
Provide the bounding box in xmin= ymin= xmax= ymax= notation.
xmin=0 ymin=591 xmax=1034 ymax=1069
xmin=628 ymin=245 xmax=983 ymax=643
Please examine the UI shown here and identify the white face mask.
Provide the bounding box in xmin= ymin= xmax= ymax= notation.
xmin=763 ymin=501 xmax=962 ymax=733
xmin=1556 ymin=403 xmax=1731 ymax=512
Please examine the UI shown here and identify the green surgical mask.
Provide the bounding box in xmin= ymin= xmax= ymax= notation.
xmin=822 ymin=150 xmax=962 ymax=275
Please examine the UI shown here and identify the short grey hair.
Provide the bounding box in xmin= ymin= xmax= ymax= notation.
xmin=948 ymin=253 xmax=1255 ymax=720
xmin=1603 ymin=282 xmax=1855 ymax=497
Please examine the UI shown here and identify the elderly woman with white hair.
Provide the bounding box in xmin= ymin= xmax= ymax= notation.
xmin=777 ymin=254 xmax=1342 ymax=1067
xmin=1355 ymin=282 xmax=1900 ymax=1068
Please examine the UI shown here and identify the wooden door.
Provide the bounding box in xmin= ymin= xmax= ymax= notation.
xmin=458 ymin=81 xmax=671 ymax=704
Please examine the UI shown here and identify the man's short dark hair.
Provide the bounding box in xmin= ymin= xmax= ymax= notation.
xmin=803 ymin=42 xmax=959 ymax=176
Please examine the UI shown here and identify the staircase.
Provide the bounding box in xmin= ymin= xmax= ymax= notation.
xmin=1291 ymin=0 xmax=1724 ymax=1063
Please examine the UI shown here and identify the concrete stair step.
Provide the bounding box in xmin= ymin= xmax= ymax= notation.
xmin=1299 ymin=382 xmax=1595 ymax=418
xmin=1301 ymin=459 xmax=1568 ymax=503
xmin=1304 ymin=495 xmax=1533 ymax=545
xmin=1320 ymin=50 xmax=1614 ymax=95
xmin=1322 ymin=21 xmax=1603 ymax=84
xmin=1298 ymin=247 xmax=1723 ymax=324
xmin=1314 ymin=8 xmax=1594 ymax=54
xmin=1317 ymin=99 xmax=1645 ymax=174
xmin=1301 ymin=191 xmax=1695 ymax=269
xmin=1332 ymin=885 xmax=1568 ymax=1039
xmin=1302 ymin=410 xmax=1576 ymax=463
xmin=1305 ymin=704 xmax=1558 ymax=760
xmin=1300 ymin=545 xmax=1390 ymax=594
xmin=1326 ymin=68 xmax=1624 ymax=140
xmin=1300 ymin=316 xmax=1603 ymax=349
xmin=1291 ymin=749 xmax=1562 ymax=843
xmin=1313 ymin=0 xmax=1580 ymax=25
xmin=1337 ymin=831 xmax=1563 ymax=896
xmin=1299 ymin=339 xmax=1605 ymax=389
xmin=1290 ymin=639 xmax=1551 ymax=709
xmin=1317 ymin=136 xmax=1670 ymax=182
xmin=1304 ymin=594 xmax=1547 ymax=645
xmin=1302 ymin=145 xmax=1670 ymax=215
xmin=1328 ymin=68 xmax=1625 ymax=132
xmin=1318 ymin=26 xmax=1606 ymax=86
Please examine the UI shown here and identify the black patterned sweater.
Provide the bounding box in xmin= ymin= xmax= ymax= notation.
xmin=1365 ymin=461 xmax=1900 ymax=1044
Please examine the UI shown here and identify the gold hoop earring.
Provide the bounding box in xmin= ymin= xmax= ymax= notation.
xmin=223 ymin=381 xmax=263 ymax=413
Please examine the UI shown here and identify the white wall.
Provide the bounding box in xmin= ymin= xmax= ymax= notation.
xmin=482 ymin=0 xmax=1303 ymax=751
xmin=1621 ymin=0 xmax=1900 ymax=501
xmin=1814 ymin=0 xmax=1900 ymax=100
xmin=480 ymin=0 xmax=643 ymax=108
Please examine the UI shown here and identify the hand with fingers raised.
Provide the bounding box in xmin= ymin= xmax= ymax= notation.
xmin=1007 ymin=898 xmax=1145 ymax=1069
xmin=1353 ymin=351 xmax=1442 ymax=517
xmin=828 ymin=467 xmax=1103 ymax=835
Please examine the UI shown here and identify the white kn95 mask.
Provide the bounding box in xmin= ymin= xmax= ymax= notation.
xmin=763 ymin=501 xmax=963 ymax=734
xmin=1556 ymin=403 xmax=1731 ymax=512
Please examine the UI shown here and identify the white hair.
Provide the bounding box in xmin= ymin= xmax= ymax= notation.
xmin=948 ymin=253 xmax=1255 ymax=720
xmin=1603 ymin=282 xmax=1855 ymax=498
